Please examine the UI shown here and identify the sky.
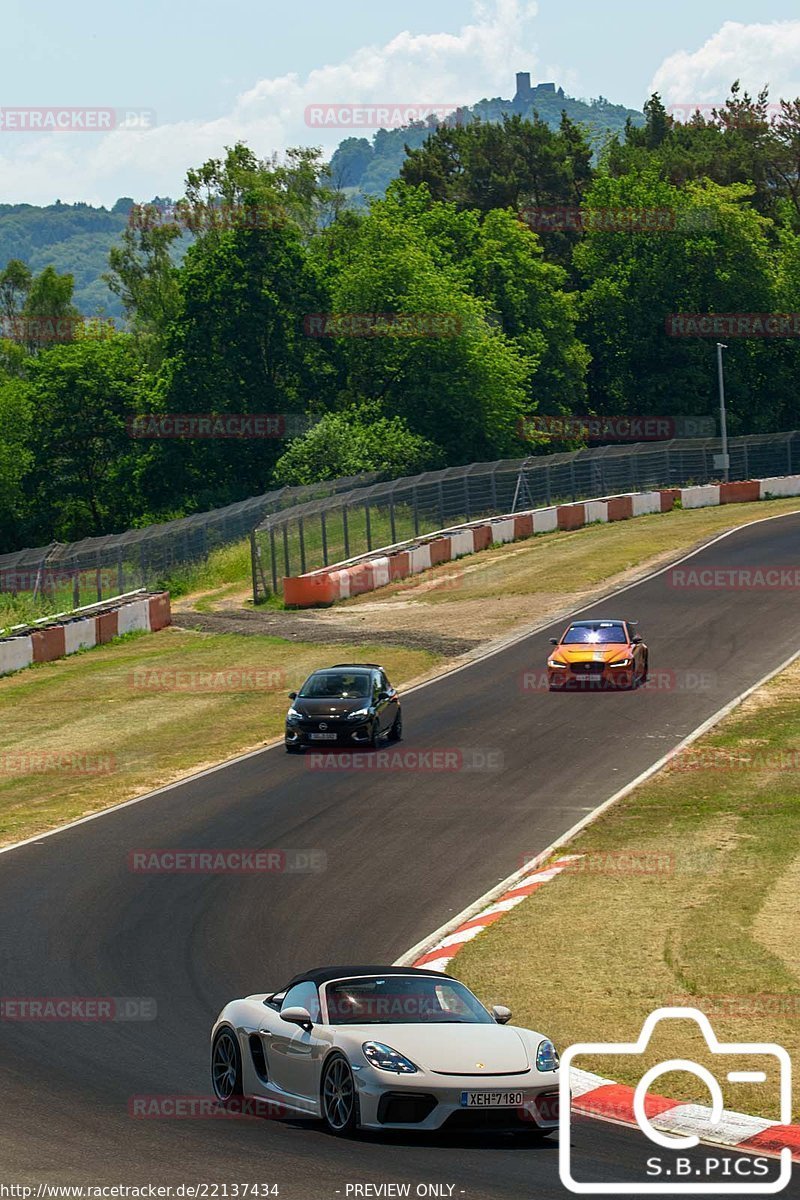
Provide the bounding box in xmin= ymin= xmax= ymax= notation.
xmin=1 ymin=0 xmax=799 ymax=206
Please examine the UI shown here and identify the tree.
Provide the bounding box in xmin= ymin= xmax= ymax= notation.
xmin=272 ymin=408 xmax=441 ymax=485
xmin=574 ymin=170 xmax=792 ymax=432
xmin=22 ymin=335 xmax=149 ymax=540
xmin=0 ymin=378 xmax=32 ymax=548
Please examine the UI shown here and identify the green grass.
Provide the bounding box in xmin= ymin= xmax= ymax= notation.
xmin=0 ymin=626 xmax=437 ymax=846
xmin=454 ymin=658 xmax=800 ymax=1121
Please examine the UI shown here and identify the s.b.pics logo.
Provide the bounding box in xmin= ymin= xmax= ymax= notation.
xmin=559 ymin=1008 xmax=793 ymax=1194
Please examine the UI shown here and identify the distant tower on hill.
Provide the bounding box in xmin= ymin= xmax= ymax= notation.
xmin=514 ymin=71 xmax=564 ymax=105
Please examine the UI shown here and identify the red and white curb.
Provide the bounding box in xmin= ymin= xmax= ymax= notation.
xmin=404 ymin=854 xmax=800 ymax=1162
xmin=410 ymin=855 xmax=582 ymax=972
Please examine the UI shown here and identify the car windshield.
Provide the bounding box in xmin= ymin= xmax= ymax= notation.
xmin=299 ymin=671 xmax=371 ymax=699
xmin=562 ymin=623 xmax=627 ymax=645
xmin=324 ymin=976 xmax=495 ymax=1024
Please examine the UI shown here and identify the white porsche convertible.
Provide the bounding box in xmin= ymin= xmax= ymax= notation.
xmin=210 ymin=965 xmax=561 ymax=1136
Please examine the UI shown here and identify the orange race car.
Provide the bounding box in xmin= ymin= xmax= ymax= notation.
xmin=546 ymin=619 xmax=648 ymax=690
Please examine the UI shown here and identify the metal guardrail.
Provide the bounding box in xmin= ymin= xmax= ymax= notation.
xmin=251 ymin=432 xmax=800 ymax=601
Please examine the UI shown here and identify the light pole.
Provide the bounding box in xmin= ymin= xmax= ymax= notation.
xmin=716 ymin=342 xmax=729 ymax=482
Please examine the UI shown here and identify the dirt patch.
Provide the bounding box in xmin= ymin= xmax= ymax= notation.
xmin=171 ymin=608 xmax=478 ymax=657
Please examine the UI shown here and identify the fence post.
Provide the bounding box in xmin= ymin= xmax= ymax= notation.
xmin=464 ymin=475 xmax=471 ymax=520
xmin=490 ymin=465 xmax=498 ymax=513
xmin=73 ymin=573 xmax=80 ymax=609
xmin=365 ymin=502 xmax=372 ymax=551
xmin=343 ymin=505 xmax=350 ymax=559
xmin=298 ymin=517 xmax=306 ymax=574
xmin=250 ymin=529 xmax=260 ymax=603
xmin=413 ymin=488 xmax=420 ymax=537
xmin=570 ymin=459 xmax=576 ymax=502
xmin=438 ymin=480 xmax=445 ymax=526
xmin=321 ymin=511 xmax=328 ymax=566
xmin=545 ymin=463 xmax=551 ymax=506
xmin=269 ymin=526 xmax=278 ymax=594
xmin=743 ymin=439 xmax=749 ymax=480
xmin=283 ymin=523 xmax=291 ymax=579
xmin=389 ymin=492 xmax=397 ymax=543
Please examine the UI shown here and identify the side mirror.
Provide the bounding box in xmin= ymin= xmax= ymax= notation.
xmin=492 ymin=1005 xmax=512 ymax=1024
xmin=288 ymin=691 xmax=297 ymax=700
xmin=549 ymin=638 xmax=558 ymax=646
xmin=280 ymin=1005 xmax=313 ymax=1030
xmin=631 ymin=637 xmax=642 ymax=645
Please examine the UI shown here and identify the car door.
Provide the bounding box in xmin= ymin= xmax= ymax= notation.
xmin=264 ymin=982 xmax=328 ymax=1108
xmin=377 ymin=670 xmax=397 ymax=734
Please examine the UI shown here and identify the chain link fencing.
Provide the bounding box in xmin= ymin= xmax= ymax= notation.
xmin=252 ymin=431 xmax=800 ymax=601
xmin=0 ymin=473 xmax=378 ymax=614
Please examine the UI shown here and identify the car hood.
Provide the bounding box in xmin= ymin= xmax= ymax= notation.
xmin=292 ymin=697 xmax=370 ymax=717
xmin=339 ymin=1023 xmax=535 ymax=1074
xmin=552 ymin=643 xmax=631 ymax=663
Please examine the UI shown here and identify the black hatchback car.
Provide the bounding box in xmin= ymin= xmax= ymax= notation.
xmin=284 ymin=664 xmax=402 ymax=752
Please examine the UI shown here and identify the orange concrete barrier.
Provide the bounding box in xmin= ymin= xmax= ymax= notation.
xmin=148 ymin=592 xmax=171 ymax=631
xmin=283 ymin=574 xmax=338 ymax=607
xmin=347 ymin=563 xmax=375 ymax=595
xmin=471 ymin=525 xmax=493 ymax=552
xmin=607 ymin=495 xmax=634 ymax=521
xmin=31 ymin=625 xmax=66 ymax=663
xmin=95 ymin=610 xmax=119 ymax=644
xmin=720 ymin=480 xmax=760 ymax=504
xmin=513 ymin=514 xmax=534 ymax=538
xmin=389 ymin=551 xmax=410 ymax=581
xmin=659 ymin=489 xmax=681 ymax=512
xmin=557 ymin=504 xmax=585 ymax=531
xmin=428 ymin=537 xmax=452 ymax=566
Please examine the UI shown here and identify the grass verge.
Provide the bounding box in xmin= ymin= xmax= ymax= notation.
xmin=453 ymin=656 xmax=800 ymax=1121
xmin=0 ymin=628 xmax=436 ymax=847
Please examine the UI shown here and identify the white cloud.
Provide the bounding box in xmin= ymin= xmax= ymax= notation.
xmin=650 ymin=19 xmax=800 ymax=118
xmin=0 ymin=0 xmax=540 ymax=207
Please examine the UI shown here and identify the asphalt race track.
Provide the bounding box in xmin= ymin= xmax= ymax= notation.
xmin=3 ymin=513 xmax=800 ymax=1199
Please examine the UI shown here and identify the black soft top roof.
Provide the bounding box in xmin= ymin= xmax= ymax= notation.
xmin=282 ymin=965 xmax=450 ymax=990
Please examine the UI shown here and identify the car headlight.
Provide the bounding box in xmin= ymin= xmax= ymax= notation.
xmin=608 ymin=659 xmax=632 ymax=668
xmin=547 ymin=659 xmax=568 ymax=669
xmin=347 ymin=707 xmax=371 ymax=721
xmin=536 ymin=1039 xmax=559 ymax=1072
xmin=362 ymin=1041 xmax=418 ymax=1073
xmin=286 ymin=707 xmax=303 ymax=722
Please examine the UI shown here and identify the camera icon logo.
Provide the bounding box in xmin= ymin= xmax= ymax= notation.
xmin=558 ymin=1007 xmax=793 ymax=1194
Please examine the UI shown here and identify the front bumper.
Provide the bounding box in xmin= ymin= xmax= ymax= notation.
xmin=547 ymin=664 xmax=635 ymax=689
xmin=285 ymin=719 xmax=373 ymax=747
xmin=353 ymin=1066 xmax=563 ymax=1132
